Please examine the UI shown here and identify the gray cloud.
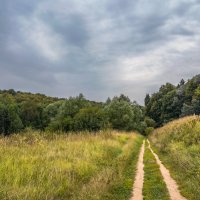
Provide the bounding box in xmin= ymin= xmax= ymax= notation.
xmin=0 ymin=0 xmax=200 ymax=104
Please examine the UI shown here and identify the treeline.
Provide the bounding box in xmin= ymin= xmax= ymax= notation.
xmin=145 ymin=74 xmax=200 ymax=127
xmin=0 ymin=90 xmax=148 ymax=135
xmin=1 ymin=74 xmax=199 ymax=135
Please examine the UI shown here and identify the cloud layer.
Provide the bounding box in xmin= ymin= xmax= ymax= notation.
xmin=1 ymin=0 xmax=200 ymax=104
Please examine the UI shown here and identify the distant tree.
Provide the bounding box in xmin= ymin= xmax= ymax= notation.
xmin=47 ymin=116 xmax=74 ymax=132
xmin=59 ymin=95 xmax=90 ymax=118
xmin=144 ymin=127 xmax=154 ymax=136
xmin=106 ymin=97 xmax=111 ymax=105
xmin=181 ymin=103 xmax=194 ymax=117
xmin=144 ymin=94 xmax=150 ymax=106
xmin=7 ymin=104 xmax=23 ymax=133
xmin=146 ymin=83 xmax=180 ymax=126
xmin=105 ymin=98 xmax=133 ymax=130
xmin=47 ymin=95 xmax=99 ymax=132
xmin=73 ymin=107 xmax=108 ymax=131
xmin=44 ymin=100 xmax=64 ymax=125
xmin=20 ymin=101 xmax=44 ymax=129
xmin=178 ymin=79 xmax=185 ymax=87
xmin=105 ymin=97 xmax=145 ymax=132
xmin=144 ymin=117 xmax=156 ymax=128
xmin=7 ymin=89 xmax=16 ymax=96
xmin=192 ymin=86 xmax=200 ymax=114
xmin=160 ymin=90 xmax=178 ymax=124
xmin=146 ymin=92 xmax=162 ymax=126
xmin=0 ymin=103 xmax=10 ymax=135
xmin=118 ymin=94 xmax=131 ymax=102
xmin=191 ymin=99 xmax=200 ymax=115
xmin=0 ymin=96 xmax=23 ymax=135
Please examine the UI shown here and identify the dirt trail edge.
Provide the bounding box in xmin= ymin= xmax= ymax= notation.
xmin=147 ymin=140 xmax=187 ymax=200
xmin=131 ymin=140 xmax=145 ymax=200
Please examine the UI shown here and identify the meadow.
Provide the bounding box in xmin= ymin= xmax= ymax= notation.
xmin=0 ymin=130 xmax=143 ymax=200
xmin=149 ymin=116 xmax=200 ymax=200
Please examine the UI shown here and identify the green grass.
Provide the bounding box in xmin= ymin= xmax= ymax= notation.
xmin=0 ymin=130 xmax=143 ymax=200
xmin=143 ymin=141 xmax=169 ymax=200
xmin=102 ymin=134 xmax=143 ymax=200
xmin=149 ymin=116 xmax=200 ymax=200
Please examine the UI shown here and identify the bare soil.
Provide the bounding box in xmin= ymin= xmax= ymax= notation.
xmin=131 ymin=140 xmax=145 ymax=200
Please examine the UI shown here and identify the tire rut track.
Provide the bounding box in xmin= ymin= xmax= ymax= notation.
xmin=147 ymin=140 xmax=187 ymax=200
xmin=131 ymin=140 xmax=145 ymax=200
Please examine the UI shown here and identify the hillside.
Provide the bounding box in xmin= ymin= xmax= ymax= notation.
xmin=149 ymin=116 xmax=200 ymax=200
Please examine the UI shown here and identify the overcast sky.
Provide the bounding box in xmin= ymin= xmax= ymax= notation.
xmin=1 ymin=0 xmax=200 ymax=104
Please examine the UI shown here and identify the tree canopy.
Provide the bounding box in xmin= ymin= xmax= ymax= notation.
xmin=1 ymin=74 xmax=200 ymax=135
xmin=0 ymin=90 xmax=146 ymax=134
xmin=145 ymin=74 xmax=200 ymax=126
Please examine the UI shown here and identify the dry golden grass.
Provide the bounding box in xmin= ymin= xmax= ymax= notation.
xmin=149 ymin=115 xmax=200 ymax=200
xmin=0 ymin=130 xmax=143 ymax=200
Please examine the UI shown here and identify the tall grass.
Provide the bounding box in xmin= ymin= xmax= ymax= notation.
xmin=149 ymin=116 xmax=200 ymax=200
xmin=0 ymin=130 xmax=143 ymax=200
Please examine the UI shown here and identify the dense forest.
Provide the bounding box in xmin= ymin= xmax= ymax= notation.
xmin=0 ymin=90 xmax=146 ymax=135
xmin=1 ymin=74 xmax=200 ymax=135
xmin=145 ymin=74 xmax=200 ymax=127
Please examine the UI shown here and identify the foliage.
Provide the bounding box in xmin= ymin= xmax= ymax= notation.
xmin=3 ymin=74 xmax=200 ymax=134
xmin=144 ymin=117 xmax=156 ymax=128
xmin=73 ymin=107 xmax=108 ymax=131
xmin=0 ymin=94 xmax=23 ymax=135
xmin=146 ymin=74 xmax=200 ymax=127
xmin=0 ymin=90 xmax=146 ymax=134
xmin=144 ymin=127 xmax=154 ymax=136
xmin=104 ymin=95 xmax=146 ymax=132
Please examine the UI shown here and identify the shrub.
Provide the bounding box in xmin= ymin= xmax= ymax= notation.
xmin=145 ymin=127 xmax=154 ymax=136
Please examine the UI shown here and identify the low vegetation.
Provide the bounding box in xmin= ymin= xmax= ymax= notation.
xmin=0 ymin=130 xmax=143 ymax=200
xmin=143 ymin=141 xmax=169 ymax=200
xmin=149 ymin=116 xmax=200 ymax=200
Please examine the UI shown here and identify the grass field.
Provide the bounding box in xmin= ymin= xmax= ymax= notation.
xmin=143 ymin=141 xmax=169 ymax=200
xmin=149 ymin=116 xmax=200 ymax=200
xmin=0 ymin=130 xmax=143 ymax=200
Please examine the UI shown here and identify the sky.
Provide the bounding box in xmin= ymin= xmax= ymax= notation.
xmin=0 ymin=0 xmax=200 ymax=104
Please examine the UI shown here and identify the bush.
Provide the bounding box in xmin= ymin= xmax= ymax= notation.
xmin=145 ymin=127 xmax=154 ymax=136
xmin=73 ymin=107 xmax=108 ymax=131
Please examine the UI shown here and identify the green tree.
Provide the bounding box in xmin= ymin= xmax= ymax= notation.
xmin=181 ymin=103 xmax=194 ymax=117
xmin=144 ymin=94 xmax=150 ymax=106
xmin=0 ymin=95 xmax=23 ymax=135
xmin=20 ymin=101 xmax=45 ymax=129
xmin=105 ymin=97 xmax=145 ymax=132
xmin=73 ymin=107 xmax=108 ymax=131
xmin=144 ymin=117 xmax=156 ymax=128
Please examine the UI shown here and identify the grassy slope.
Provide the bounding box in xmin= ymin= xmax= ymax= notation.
xmin=0 ymin=130 xmax=143 ymax=200
xmin=149 ymin=116 xmax=200 ymax=200
xmin=143 ymin=141 xmax=169 ymax=200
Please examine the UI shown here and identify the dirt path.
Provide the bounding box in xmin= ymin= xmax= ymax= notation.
xmin=131 ymin=140 xmax=145 ymax=200
xmin=147 ymin=140 xmax=187 ymax=200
